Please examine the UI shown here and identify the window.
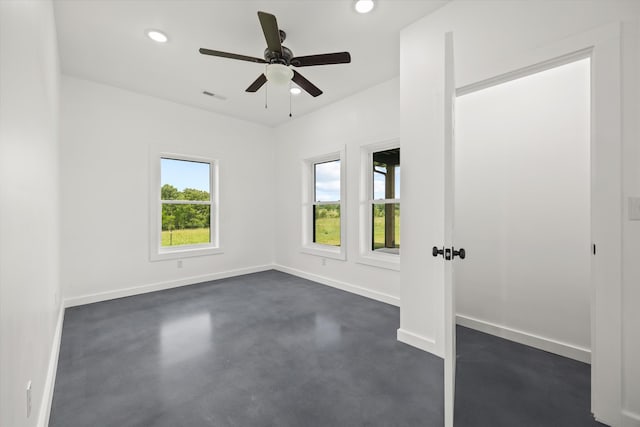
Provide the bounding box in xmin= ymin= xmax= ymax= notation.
xmin=358 ymin=141 xmax=400 ymax=270
xmin=371 ymin=148 xmax=400 ymax=254
xmin=302 ymin=150 xmax=346 ymax=260
xmin=313 ymin=160 xmax=341 ymax=246
xmin=150 ymin=154 xmax=220 ymax=260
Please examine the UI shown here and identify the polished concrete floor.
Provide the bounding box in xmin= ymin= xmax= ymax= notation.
xmin=455 ymin=326 xmax=602 ymax=427
xmin=50 ymin=270 xmax=598 ymax=426
xmin=50 ymin=271 xmax=443 ymax=426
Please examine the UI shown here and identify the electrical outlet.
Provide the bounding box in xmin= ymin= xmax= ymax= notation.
xmin=177 ymin=260 xmax=183 ymax=268
xmin=26 ymin=381 xmax=32 ymax=418
xmin=321 ymin=258 xmax=326 ymax=266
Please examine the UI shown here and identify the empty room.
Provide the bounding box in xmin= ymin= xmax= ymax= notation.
xmin=1 ymin=1 xmax=639 ymax=426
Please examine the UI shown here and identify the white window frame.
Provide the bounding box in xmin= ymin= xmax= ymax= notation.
xmin=358 ymin=139 xmax=400 ymax=270
xmin=149 ymin=152 xmax=222 ymax=261
xmin=301 ymin=149 xmax=346 ymax=260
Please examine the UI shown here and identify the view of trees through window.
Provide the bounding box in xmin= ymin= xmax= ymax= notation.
xmin=313 ymin=159 xmax=341 ymax=246
xmin=161 ymin=158 xmax=212 ymax=247
xmin=372 ymin=148 xmax=400 ymax=254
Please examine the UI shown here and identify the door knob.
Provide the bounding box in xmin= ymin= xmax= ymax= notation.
xmin=453 ymin=247 xmax=466 ymax=259
xmin=432 ymin=246 xmax=444 ymax=257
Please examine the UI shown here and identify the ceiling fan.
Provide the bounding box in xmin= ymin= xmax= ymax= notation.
xmin=199 ymin=11 xmax=351 ymax=97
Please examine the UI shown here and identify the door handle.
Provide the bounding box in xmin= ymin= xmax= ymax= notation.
xmin=452 ymin=247 xmax=466 ymax=259
xmin=433 ymin=246 xmax=466 ymax=260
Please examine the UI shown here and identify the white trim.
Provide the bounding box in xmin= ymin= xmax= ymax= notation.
xmin=37 ymin=305 xmax=64 ymax=427
xmin=300 ymin=244 xmax=345 ymax=261
xmin=397 ymin=328 xmax=438 ymax=355
xmin=356 ymin=254 xmax=400 ymax=271
xmin=273 ymin=264 xmax=399 ymax=307
xmin=456 ymin=314 xmax=591 ymax=364
xmin=621 ymin=410 xmax=640 ymax=427
xmin=456 ymin=47 xmax=592 ymax=97
xmin=159 ymin=200 xmax=211 ymax=205
xmin=358 ymin=138 xmax=401 ymax=270
xmin=301 ymin=149 xmax=347 ymax=260
xmin=63 ymin=264 xmax=273 ymax=307
xmin=372 ymin=198 xmax=400 ymax=204
xmin=149 ymin=151 xmax=220 ymax=262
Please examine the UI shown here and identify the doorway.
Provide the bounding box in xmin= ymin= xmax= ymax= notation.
xmin=452 ymin=57 xmax=593 ymax=424
xmin=433 ymin=24 xmax=622 ymax=427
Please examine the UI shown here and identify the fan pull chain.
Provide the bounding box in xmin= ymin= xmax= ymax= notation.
xmin=289 ymin=82 xmax=293 ymax=118
xmin=264 ymin=65 xmax=268 ymax=109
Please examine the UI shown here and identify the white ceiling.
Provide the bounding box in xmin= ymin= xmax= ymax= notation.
xmin=54 ymin=0 xmax=447 ymax=127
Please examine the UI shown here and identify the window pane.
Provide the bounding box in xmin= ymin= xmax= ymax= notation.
xmin=373 ymin=167 xmax=386 ymax=200
xmin=372 ymin=203 xmax=400 ymax=254
xmin=313 ymin=204 xmax=340 ymax=246
xmin=161 ymin=158 xmax=210 ymax=200
xmin=314 ymin=160 xmax=341 ymax=202
xmin=161 ymin=204 xmax=211 ymax=247
xmin=372 ymin=148 xmax=400 ymax=200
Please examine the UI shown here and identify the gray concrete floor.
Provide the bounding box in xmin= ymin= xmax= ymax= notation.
xmin=50 ymin=270 xmax=598 ymax=426
xmin=455 ymin=326 xmax=603 ymax=427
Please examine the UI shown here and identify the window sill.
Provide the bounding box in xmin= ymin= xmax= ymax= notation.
xmin=150 ymin=246 xmax=224 ymax=262
xmin=301 ymin=244 xmax=346 ymax=261
xmin=356 ymin=252 xmax=400 ymax=271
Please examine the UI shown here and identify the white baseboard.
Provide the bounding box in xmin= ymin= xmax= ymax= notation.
xmin=456 ymin=314 xmax=591 ymax=364
xmin=622 ymin=410 xmax=640 ymax=427
xmin=64 ymin=264 xmax=274 ymax=308
xmin=273 ymin=264 xmax=400 ymax=307
xmin=38 ymin=304 xmax=64 ymax=427
xmin=397 ymin=328 xmax=439 ymax=355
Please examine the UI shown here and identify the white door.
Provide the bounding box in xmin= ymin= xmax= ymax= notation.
xmin=439 ymin=24 xmax=622 ymax=427
xmin=442 ymin=31 xmax=457 ymax=427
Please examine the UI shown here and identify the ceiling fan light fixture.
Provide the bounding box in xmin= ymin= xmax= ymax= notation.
xmin=290 ymin=86 xmax=302 ymax=95
xmin=146 ymin=29 xmax=168 ymax=43
xmin=354 ymin=0 xmax=375 ymax=14
xmin=266 ymin=63 xmax=293 ymax=85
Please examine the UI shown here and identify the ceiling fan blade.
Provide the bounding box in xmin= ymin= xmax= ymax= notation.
xmin=257 ymin=11 xmax=282 ymax=54
xmin=292 ymin=70 xmax=323 ymax=97
xmin=290 ymin=52 xmax=351 ymax=67
xmin=246 ymin=74 xmax=267 ymax=92
xmin=199 ymin=48 xmax=266 ymax=64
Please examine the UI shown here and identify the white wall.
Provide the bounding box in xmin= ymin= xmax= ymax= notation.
xmin=621 ymin=18 xmax=640 ymax=425
xmin=0 ymin=1 xmax=62 ymax=426
xmin=60 ymin=76 xmax=275 ymax=303
xmin=273 ymin=78 xmax=400 ymax=305
xmin=454 ymin=59 xmax=591 ymax=357
xmin=400 ymin=0 xmax=640 ymax=424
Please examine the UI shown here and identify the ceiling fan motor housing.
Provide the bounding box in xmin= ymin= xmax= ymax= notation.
xmin=264 ymin=45 xmax=293 ymax=65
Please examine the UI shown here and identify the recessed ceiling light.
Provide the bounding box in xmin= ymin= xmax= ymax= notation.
xmin=146 ymin=29 xmax=168 ymax=43
xmin=354 ymin=0 xmax=374 ymax=14
xmin=290 ymin=87 xmax=302 ymax=95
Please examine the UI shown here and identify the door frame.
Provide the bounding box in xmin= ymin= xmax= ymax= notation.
xmin=446 ymin=22 xmax=622 ymax=426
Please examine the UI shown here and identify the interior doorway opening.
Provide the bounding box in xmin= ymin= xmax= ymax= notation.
xmin=452 ymin=56 xmax=593 ymax=423
xmin=453 ymin=57 xmax=592 ymax=361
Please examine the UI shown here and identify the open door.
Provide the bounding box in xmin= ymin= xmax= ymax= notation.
xmin=442 ymin=31 xmax=458 ymax=427
xmin=437 ymin=24 xmax=621 ymax=427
